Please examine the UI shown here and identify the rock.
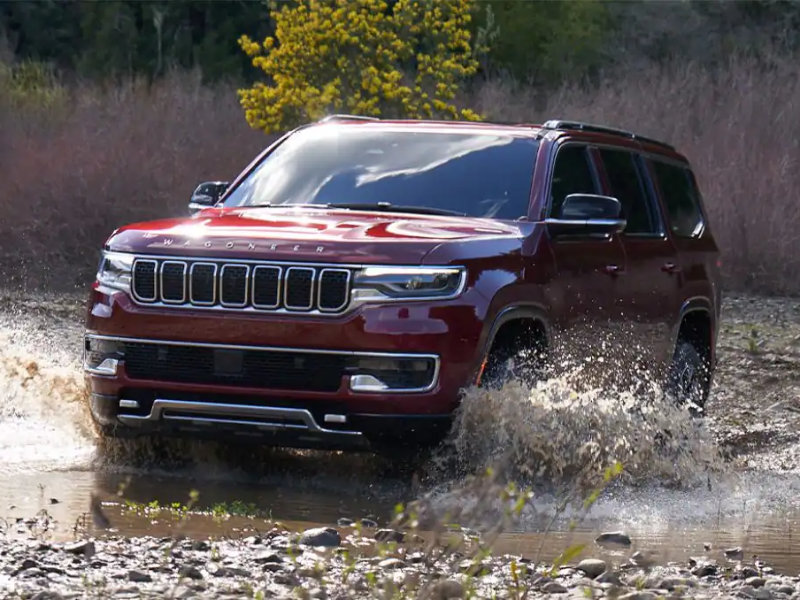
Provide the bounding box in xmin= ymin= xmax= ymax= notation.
xmin=619 ymin=593 xmax=658 ymax=600
xmin=64 ymin=540 xmax=96 ymax=557
xmin=337 ymin=517 xmax=354 ymax=526
xmin=747 ymin=577 xmax=767 ymax=588
xmin=378 ymin=558 xmax=406 ymax=569
xmin=15 ymin=558 xmax=39 ymax=573
xmin=431 ymin=579 xmax=464 ymax=599
xmin=596 ymin=570 xmax=621 ymax=585
xmin=31 ymin=593 xmax=65 ymax=600
xmin=128 ymin=570 xmax=152 ymax=583
xmin=692 ymin=563 xmax=718 ymax=577
xmin=263 ymin=562 xmax=284 ymax=572
xmin=360 ymin=518 xmax=378 ymax=528
xmin=542 ymin=581 xmax=567 ymax=594
xmin=595 ymin=531 xmax=632 ymax=547
xmin=770 ymin=584 xmax=795 ymax=595
xmin=179 ymin=565 xmax=204 ymax=580
xmin=657 ymin=576 xmax=696 ymax=590
xmin=739 ymin=585 xmax=772 ymax=600
xmin=725 ymin=546 xmax=745 ymax=560
xmin=49 ymin=498 xmax=60 ymax=505
xmin=374 ymin=528 xmax=405 ymax=543
xmin=254 ymin=551 xmax=282 ymax=564
xmin=629 ymin=550 xmax=657 ymax=568
xmin=737 ymin=565 xmax=761 ymax=579
xmin=211 ymin=566 xmax=250 ymax=578
xmin=299 ymin=527 xmax=341 ymax=547
xmin=191 ymin=541 xmax=210 ymax=551
xmin=577 ymin=558 xmax=607 ymax=579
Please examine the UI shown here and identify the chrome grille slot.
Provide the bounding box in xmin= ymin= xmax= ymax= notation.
xmin=132 ymin=260 xmax=157 ymax=301
xmin=285 ymin=267 xmax=315 ymax=310
xmin=252 ymin=266 xmax=281 ymax=308
xmin=318 ymin=269 xmax=350 ymax=312
xmin=220 ymin=264 xmax=249 ymax=307
xmin=190 ymin=263 xmax=216 ymax=305
xmin=129 ymin=257 xmax=352 ymax=314
xmin=160 ymin=261 xmax=186 ymax=303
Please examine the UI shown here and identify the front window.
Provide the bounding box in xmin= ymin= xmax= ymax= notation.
xmin=223 ymin=125 xmax=538 ymax=220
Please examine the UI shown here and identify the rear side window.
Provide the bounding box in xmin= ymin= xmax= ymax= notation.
xmin=652 ymin=161 xmax=704 ymax=238
xmin=549 ymin=145 xmax=598 ymax=217
xmin=598 ymin=149 xmax=659 ymax=235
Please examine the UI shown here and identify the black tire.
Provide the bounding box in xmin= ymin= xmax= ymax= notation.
xmin=481 ymin=345 xmax=544 ymax=388
xmin=667 ymin=340 xmax=710 ymax=412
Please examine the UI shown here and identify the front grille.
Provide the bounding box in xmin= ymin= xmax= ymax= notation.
xmin=122 ymin=342 xmax=347 ymax=392
xmin=131 ymin=258 xmax=354 ymax=314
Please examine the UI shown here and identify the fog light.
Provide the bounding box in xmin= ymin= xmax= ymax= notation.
xmin=84 ymin=336 xmax=123 ymax=375
xmin=350 ymin=374 xmax=390 ymax=392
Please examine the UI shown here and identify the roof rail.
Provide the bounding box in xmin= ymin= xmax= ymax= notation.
xmin=319 ymin=114 xmax=380 ymax=123
xmin=542 ymin=119 xmax=675 ymax=151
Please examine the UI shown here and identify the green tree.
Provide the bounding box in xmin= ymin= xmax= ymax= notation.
xmin=237 ymin=0 xmax=483 ymax=133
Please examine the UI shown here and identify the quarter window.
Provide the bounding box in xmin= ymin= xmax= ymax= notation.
xmin=652 ymin=161 xmax=704 ymax=238
xmin=598 ymin=149 xmax=659 ymax=235
xmin=549 ymin=145 xmax=598 ymax=217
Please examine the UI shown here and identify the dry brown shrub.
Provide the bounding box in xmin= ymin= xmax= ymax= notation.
xmin=2 ymin=58 xmax=798 ymax=294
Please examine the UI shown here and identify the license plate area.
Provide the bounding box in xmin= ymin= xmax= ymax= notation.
xmin=213 ymin=349 xmax=244 ymax=377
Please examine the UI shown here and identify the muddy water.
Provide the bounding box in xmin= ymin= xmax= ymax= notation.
xmin=2 ymin=293 xmax=800 ymax=572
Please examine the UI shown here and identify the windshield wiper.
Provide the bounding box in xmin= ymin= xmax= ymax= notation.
xmin=326 ymin=202 xmax=467 ymax=217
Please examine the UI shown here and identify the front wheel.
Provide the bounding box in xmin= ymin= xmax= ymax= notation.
xmin=667 ymin=340 xmax=710 ymax=412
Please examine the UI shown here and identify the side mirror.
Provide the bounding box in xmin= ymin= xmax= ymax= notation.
xmin=546 ymin=193 xmax=626 ymax=237
xmin=189 ymin=181 xmax=229 ymax=214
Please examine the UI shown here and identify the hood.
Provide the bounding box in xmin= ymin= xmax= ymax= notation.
xmin=106 ymin=206 xmax=528 ymax=264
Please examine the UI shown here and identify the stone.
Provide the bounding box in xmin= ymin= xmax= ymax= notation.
xmin=211 ymin=566 xmax=249 ymax=578
xmin=128 ymin=570 xmax=152 ymax=583
xmin=596 ymin=570 xmax=621 ymax=585
xmin=692 ymin=563 xmax=718 ymax=577
xmin=577 ymin=558 xmax=607 ymax=579
xmin=747 ymin=577 xmax=767 ymax=588
xmin=431 ymin=579 xmax=464 ymax=599
xmin=64 ymin=540 xmax=95 ymax=558
xmin=191 ymin=541 xmax=210 ymax=551
xmin=725 ymin=547 xmax=745 ymax=560
xmin=542 ymin=581 xmax=567 ymax=594
xmin=618 ymin=593 xmax=658 ymax=600
xmin=657 ymin=576 xmax=696 ymax=590
xmin=254 ymin=551 xmax=282 ymax=564
xmin=595 ymin=531 xmax=632 ymax=547
xmin=374 ymin=529 xmax=405 ymax=543
xmin=299 ymin=527 xmax=341 ymax=547
xmin=378 ymin=558 xmax=406 ymax=569
xmin=179 ymin=565 xmax=204 ymax=580
xmin=359 ymin=518 xmax=378 ymax=528
xmin=337 ymin=518 xmax=354 ymax=527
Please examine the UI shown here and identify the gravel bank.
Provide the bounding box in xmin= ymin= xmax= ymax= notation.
xmin=2 ymin=518 xmax=799 ymax=599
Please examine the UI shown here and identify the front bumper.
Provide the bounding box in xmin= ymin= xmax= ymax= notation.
xmin=85 ymin=287 xmax=487 ymax=449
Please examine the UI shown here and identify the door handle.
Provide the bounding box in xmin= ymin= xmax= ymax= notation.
xmin=603 ymin=264 xmax=623 ymax=276
xmin=661 ymin=262 xmax=681 ymax=274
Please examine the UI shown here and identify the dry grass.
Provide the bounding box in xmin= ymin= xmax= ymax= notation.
xmin=1 ymin=59 xmax=798 ymax=293
xmin=473 ymin=57 xmax=800 ymax=294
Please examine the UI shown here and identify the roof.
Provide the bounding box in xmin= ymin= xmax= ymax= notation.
xmin=312 ymin=114 xmax=680 ymax=156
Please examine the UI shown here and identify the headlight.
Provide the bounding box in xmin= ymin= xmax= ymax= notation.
xmin=96 ymin=251 xmax=134 ymax=293
xmin=352 ymin=266 xmax=465 ymax=301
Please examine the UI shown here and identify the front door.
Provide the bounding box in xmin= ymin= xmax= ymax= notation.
xmin=543 ymin=143 xmax=628 ymax=372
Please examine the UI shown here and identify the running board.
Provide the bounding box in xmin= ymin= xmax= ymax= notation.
xmin=117 ymin=399 xmax=362 ymax=437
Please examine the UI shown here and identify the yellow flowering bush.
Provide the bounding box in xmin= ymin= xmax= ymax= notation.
xmin=237 ymin=0 xmax=483 ymax=133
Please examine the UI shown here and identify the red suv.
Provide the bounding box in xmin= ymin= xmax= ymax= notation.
xmin=85 ymin=117 xmax=721 ymax=450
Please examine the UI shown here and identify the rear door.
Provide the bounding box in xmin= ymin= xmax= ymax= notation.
xmin=543 ymin=143 xmax=627 ymax=363
xmin=596 ymin=147 xmax=679 ymax=368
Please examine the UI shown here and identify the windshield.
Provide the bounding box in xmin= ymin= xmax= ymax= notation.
xmin=223 ymin=126 xmax=538 ymax=220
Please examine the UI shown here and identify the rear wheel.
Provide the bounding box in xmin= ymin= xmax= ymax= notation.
xmin=667 ymin=340 xmax=710 ymax=412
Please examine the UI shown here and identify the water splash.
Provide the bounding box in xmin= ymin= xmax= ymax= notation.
xmin=445 ymin=369 xmax=723 ymax=491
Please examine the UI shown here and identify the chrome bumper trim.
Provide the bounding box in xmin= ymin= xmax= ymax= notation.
xmin=84 ymin=334 xmax=441 ymax=393
xmin=117 ymin=398 xmax=363 ymax=436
